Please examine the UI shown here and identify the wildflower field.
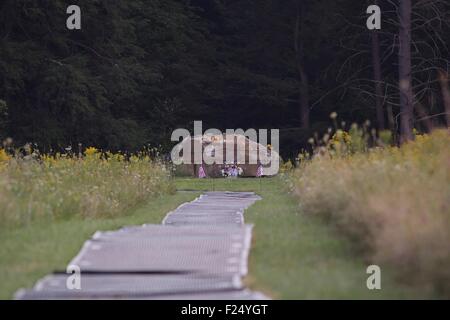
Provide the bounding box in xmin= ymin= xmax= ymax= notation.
xmin=290 ymin=129 xmax=450 ymax=296
xmin=0 ymin=148 xmax=174 ymax=229
xmin=0 ymin=147 xmax=185 ymax=299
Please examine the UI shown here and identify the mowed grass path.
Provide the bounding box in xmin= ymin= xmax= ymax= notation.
xmin=0 ymin=192 xmax=199 ymax=299
xmin=176 ymin=177 xmax=421 ymax=299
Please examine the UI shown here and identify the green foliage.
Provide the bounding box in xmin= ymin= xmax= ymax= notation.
xmin=379 ymin=130 xmax=393 ymax=146
xmin=348 ymin=124 xmax=368 ymax=153
xmin=0 ymin=0 xmax=366 ymax=154
xmin=0 ymin=0 xmax=212 ymax=151
xmin=1 ymin=1 xmax=449 ymax=154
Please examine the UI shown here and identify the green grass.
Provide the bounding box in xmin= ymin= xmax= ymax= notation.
xmin=0 ymin=192 xmax=199 ymax=300
xmin=1 ymin=176 xmax=426 ymax=300
xmin=174 ymin=177 xmax=424 ymax=299
xmin=175 ymin=177 xmax=264 ymax=192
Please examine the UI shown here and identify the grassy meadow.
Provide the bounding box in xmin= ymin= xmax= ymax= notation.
xmin=0 ymin=129 xmax=448 ymax=299
xmin=0 ymin=147 xmax=197 ymax=299
xmin=0 ymin=148 xmax=174 ymax=229
xmin=290 ymin=129 xmax=450 ymax=297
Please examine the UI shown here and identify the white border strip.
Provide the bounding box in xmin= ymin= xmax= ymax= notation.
xmin=161 ymin=195 xmax=202 ymax=225
xmin=69 ymin=239 xmax=94 ymax=267
xmin=239 ymin=224 xmax=254 ymax=276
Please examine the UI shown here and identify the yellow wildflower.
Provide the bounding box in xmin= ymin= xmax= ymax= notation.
xmin=85 ymin=147 xmax=99 ymax=157
xmin=0 ymin=149 xmax=10 ymax=162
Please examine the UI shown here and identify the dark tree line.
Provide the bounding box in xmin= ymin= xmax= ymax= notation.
xmin=1 ymin=0 xmax=449 ymax=157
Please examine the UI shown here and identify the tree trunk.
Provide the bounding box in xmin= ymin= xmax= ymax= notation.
xmin=414 ymin=102 xmax=433 ymax=132
xmin=438 ymin=70 xmax=450 ymax=127
xmin=299 ymin=68 xmax=310 ymax=129
xmin=371 ymin=30 xmax=385 ymax=130
xmin=294 ymin=0 xmax=310 ymax=129
xmin=370 ymin=0 xmax=385 ymax=130
xmin=398 ymin=0 xmax=414 ymax=142
xmin=386 ymin=103 xmax=397 ymax=143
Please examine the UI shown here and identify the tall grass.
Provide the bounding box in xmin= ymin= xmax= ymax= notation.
xmin=290 ymin=129 xmax=450 ymax=296
xmin=0 ymin=148 xmax=174 ymax=229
